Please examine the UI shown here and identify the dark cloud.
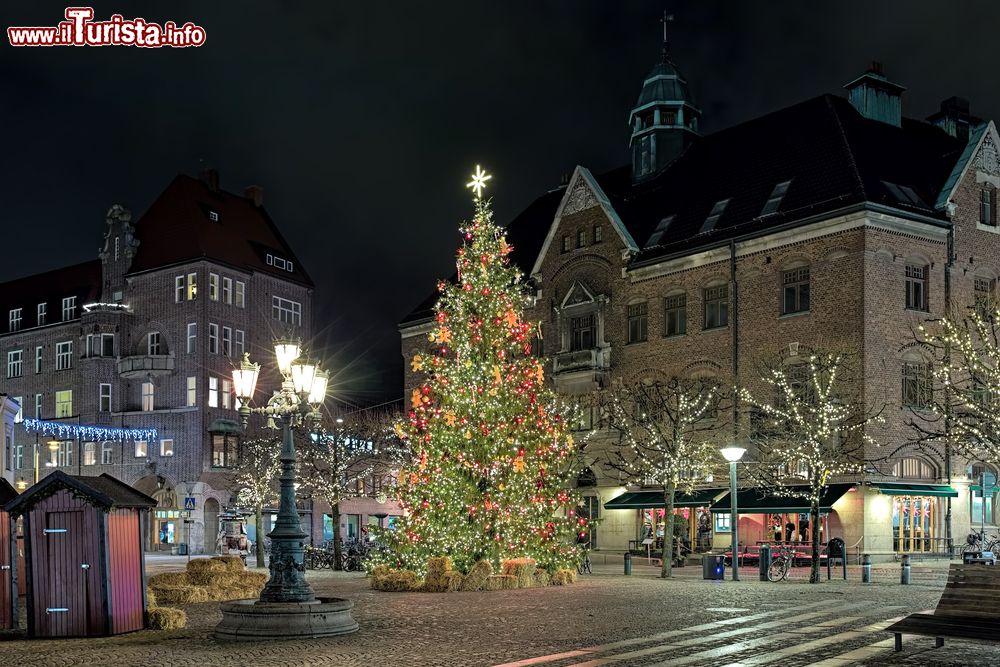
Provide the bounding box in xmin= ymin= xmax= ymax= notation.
xmin=2 ymin=1 xmax=998 ymax=404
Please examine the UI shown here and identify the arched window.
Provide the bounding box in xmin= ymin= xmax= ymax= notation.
xmin=892 ymin=457 xmax=936 ymax=480
xmin=970 ymin=463 xmax=998 ymax=525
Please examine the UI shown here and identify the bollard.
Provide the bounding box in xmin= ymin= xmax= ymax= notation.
xmin=759 ymin=544 xmax=771 ymax=582
xmin=900 ymin=553 xmax=911 ymax=585
xmin=862 ymin=553 xmax=872 ymax=584
xmin=624 ymin=552 xmax=632 ymax=576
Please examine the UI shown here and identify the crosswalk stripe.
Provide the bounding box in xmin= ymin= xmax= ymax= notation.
xmin=492 ymin=600 xmax=839 ymax=667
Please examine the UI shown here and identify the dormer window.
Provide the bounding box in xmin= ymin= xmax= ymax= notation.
xmin=700 ymin=199 xmax=730 ymax=234
xmin=761 ymin=181 xmax=792 ymax=216
xmin=646 ymin=215 xmax=675 ymax=248
xmin=208 ymin=210 xmax=219 ymax=222
xmin=660 ymin=109 xmax=677 ymax=125
xmin=9 ymin=308 xmax=22 ymax=332
xmin=61 ymin=296 xmax=77 ymax=321
xmin=37 ymin=303 xmax=46 ymax=326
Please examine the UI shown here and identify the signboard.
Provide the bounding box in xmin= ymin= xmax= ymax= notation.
xmin=184 ymin=496 xmax=196 ymax=511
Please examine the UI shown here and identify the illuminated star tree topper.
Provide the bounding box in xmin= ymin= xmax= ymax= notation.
xmin=466 ymin=164 xmax=492 ymax=200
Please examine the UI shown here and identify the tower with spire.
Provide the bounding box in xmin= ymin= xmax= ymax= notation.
xmin=629 ymin=11 xmax=701 ymax=183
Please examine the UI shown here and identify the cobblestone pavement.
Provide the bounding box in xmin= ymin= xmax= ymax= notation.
xmin=1 ymin=559 xmax=996 ymax=667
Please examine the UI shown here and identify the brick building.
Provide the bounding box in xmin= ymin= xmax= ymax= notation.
xmin=0 ymin=171 xmax=312 ymax=553
xmin=401 ymin=46 xmax=1000 ymax=559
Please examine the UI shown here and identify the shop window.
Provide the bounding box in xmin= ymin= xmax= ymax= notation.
xmin=892 ymin=496 xmax=935 ymax=552
xmin=970 ymin=463 xmax=998 ymax=524
xmin=715 ymin=512 xmax=731 ymax=533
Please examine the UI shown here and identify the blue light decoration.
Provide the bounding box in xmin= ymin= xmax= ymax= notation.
xmin=21 ymin=418 xmax=156 ymax=443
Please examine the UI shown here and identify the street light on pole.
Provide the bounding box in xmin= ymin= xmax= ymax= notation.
xmin=720 ymin=446 xmax=746 ymax=582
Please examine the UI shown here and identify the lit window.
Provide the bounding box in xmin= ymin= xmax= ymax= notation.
xmin=781 ymin=267 xmax=810 ymax=315
xmin=11 ymin=397 xmax=22 ymax=423
xmin=83 ymin=442 xmax=96 ymax=466
xmin=186 ymin=376 xmax=197 ymax=407
xmin=222 ymin=379 xmax=231 ymax=409
xmin=37 ymin=302 xmax=46 ymax=326
xmin=209 ymin=273 xmax=219 ymax=301
xmin=160 ymin=439 xmax=174 ymax=457
xmin=101 ymin=441 xmax=113 ymax=465
xmin=715 ymin=513 xmax=731 ymax=533
xmin=7 ymin=350 xmax=22 ymax=378
xmin=61 ymin=296 xmax=76 ymax=321
xmin=704 ymin=285 xmax=729 ymax=329
xmin=222 ymin=277 xmax=233 ymax=304
xmin=8 ymin=308 xmax=21 ymax=332
xmin=56 ymin=341 xmax=73 ymax=370
xmin=905 ymin=264 xmax=929 ymax=311
xmin=627 ymin=302 xmax=648 ymax=343
xmin=141 ymin=382 xmax=154 ymax=412
xmin=99 ymin=383 xmax=112 ymax=412
xmin=208 ymin=377 xmax=219 ymax=408
xmin=135 ymin=440 xmax=147 ymax=457
xmin=186 ymin=272 xmax=197 ymax=300
xmin=970 ymin=463 xmax=997 ymax=524
xmin=34 ymin=346 xmax=42 ymax=374
xmin=235 ymin=281 xmax=246 ymax=308
xmin=186 ymin=323 xmax=197 ymax=354
xmin=212 ymin=433 xmax=238 ymax=468
xmin=272 ymin=297 xmax=302 ymax=326
xmin=665 ymin=294 xmax=687 ymax=336
xmin=208 ymin=323 xmax=219 ymax=354
xmin=55 ymin=390 xmax=73 ymax=418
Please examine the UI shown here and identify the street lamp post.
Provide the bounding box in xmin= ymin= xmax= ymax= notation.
xmin=720 ymin=446 xmax=746 ymax=582
xmin=217 ymin=340 xmax=357 ymax=640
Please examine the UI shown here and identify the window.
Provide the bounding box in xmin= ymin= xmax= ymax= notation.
xmin=208 ymin=323 xmax=219 ymax=354
xmin=704 ymin=285 xmax=729 ymax=329
xmin=160 ymin=439 xmax=174 ymax=457
xmin=212 ymin=433 xmax=238 ymax=468
xmin=627 ymin=302 xmax=648 ymax=343
xmin=664 ymin=294 xmax=687 ymax=336
xmin=34 ymin=346 xmax=42 ymax=373
xmin=272 ymin=297 xmax=302 ymax=326
xmin=637 ymin=134 xmax=653 ymax=177
xmin=235 ymin=330 xmax=245 ymax=357
xmin=135 ymin=440 xmax=147 ymax=457
xmin=61 ymin=296 xmax=76 ymax=321
xmin=186 ymin=272 xmax=197 ymax=300
xmin=975 ymin=277 xmax=995 ymax=315
xmin=55 ymin=390 xmax=73 ymax=417
xmin=577 ymin=229 xmax=587 ymax=248
xmin=646 ymin=216 xmax=675 ymax=248
xmin=56 ymin=341 xmax=73 ymax=370
xmin=37 ymin=302 xmax=46 ymax=326
xmin=981 ymin=187 xmax=996 ymax=227
xmin=222 ymin=379 xmax=232 ymax=409
xmin=209 ymin=273 xmax=219 ymax=301
xmin=8 ymin=308 xmax=21 ymax=332
xmin=146 ymin=331 xmax=161 ymax=356
xmin=7 ymin=350 xmax=22 ymax=378
xmin=781 ymin=267 xmax=810 ymax=315
xmin=209 ymin=210 xmax=219 ymax=222
xmin=761 ymin=180 xmax=792 ymax=216
xmin=235 ymin=281 xmax=246 ymax=308
xmin=208 ymin=377 xmax=219 ymax=408
xmin=87 ymin=333 xmax=114 ymax=358
xmin=141 ymin=382 xmax=154 ymax=412
xmin=570 ymin=314 xmax=595 ymax=351
xmin=11 ymin=397 xmax=22 ymax=423
xmin=222 ymin=327 xmax=232 ymax=357
xmin=894 ymin=458 xmax=936 ymax=479
xmin=905 ymin=264 xmax=928 ymax=311
xmin=34 ymin=393 xmax=42 ymax=419
xmin=562 ymin=235 xmax=571 ymax=253
xmin=57 ymin=440 xmax=73 ymax=467
xmin=593 ymin=225 xmax=603 ymax=243
xmin=114 ymin=236 xmax=120 ymax=260
xmin=902 ymin=361 xmax=933 ymax=408
xmin=778 ymin=363 xmax=816 ymax=408
xmin=222 ymin=277 xmax=233 ymax=304
xmin=99 ymin=383 xmax=112 ymax=412
xmin=970 ymin=463 xmax=997 ymax=524
xmin=83 ymin=442 xmax=96 ymax=466
xmin=700 ymin=199 xmax=730 ymax=234
xmin=715 ymin=513 xmax=731 ymax=533
xmin=14 ymin=443 xmax=23 ymax=470
xmin=186 ymin=323 xmax=197 ymax=354
xmin=186 ymin=376 xmax=197 ymax=407
xmin=175 ymin=276 xmax=184 ymax=302
xmin=101 ymin=441 xmax=113 ymax=465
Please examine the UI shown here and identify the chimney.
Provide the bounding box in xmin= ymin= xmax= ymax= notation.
xmin=844 ymin=61 xmax=906 ymax=127
xmin=199 ymin=168 xmax=220 ymax=192
xmin=927 ymin=97 xmax=979 ymax=143
xmin=244 ymin=185 xmax=264 ymax=207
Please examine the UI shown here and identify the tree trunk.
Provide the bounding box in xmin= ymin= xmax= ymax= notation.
xmin=809 ymin=496 xmax=821 ymax=583
xmin=660 ymin=481 xmax=676 ymax=579
xmin=255 ymin=505 xmax=265 ymax=568
xmin=331 ymin=502 xmax=343 ymax=571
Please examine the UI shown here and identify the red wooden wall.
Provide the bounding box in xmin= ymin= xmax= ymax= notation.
xmin=107 ymin=509 xmax=144 ymax=634
xmin=0 ymin=511 xmax=13 ymax=629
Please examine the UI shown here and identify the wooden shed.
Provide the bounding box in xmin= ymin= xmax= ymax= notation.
xmin=4 ymin=472 xmax=155 ymax=638
xmin=0 ymin=478 xmax=18 ymax=630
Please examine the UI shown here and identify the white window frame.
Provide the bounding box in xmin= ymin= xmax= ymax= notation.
xmin=61 ymin=296 xmax=77 ymax=321
xmin=34 ymin=393 xmax=42 ymax=419
xmin=56 ymin=341 xmax=73 ymax=370
xmin=235 ymin=281 xmax=246 ymax=308
xmin=222 ymin=379 xmax=231 ymax=410
xmin=186 ymin=272 xmax=197 ymax=300
xmin=57 ymin=440 xmax=73 ymax=467
xmin=141 ymin=382 xmax=154 ymax=412
xmin=99 ymin=383 xmax=112 ymax=412
xmin=7 ymin=350 xmax=23 ymax=378
xmin=186 ymin=323 xmax=197 ymax=354
xmin=208 ymin=377 xmax=219 ymax=408
xmin=222 ymin=326 xmax=232 ymax=357
xmin=83 ymin=441 xmax=96 ymax=466
xmin=222 ymin=277 xmax=233 ymax=304
xmin=175 ymin=276 xmax=184 ymax=302
xmin=160 ymin=439 xmax=174 ymax=457
xmin=34 ymin=346 xmax=42 ymax=374
xmin=134 ymin=440 xmax=148 ymax=457
xmin=208 ymin=323 xmax=219 ymax=354
xmin=37 ymin=302 xmax=46 ymax=326
xmin=9 ymin=308 xmax=21 ymax=331
xmin=11 ymin=397 xmax=22 ymax=424
xmin=272 ymin=296 xmax=302 ymax=326
xmin=101 ymin=440 xmax=113 ymax=465
xmin=186 ymin=376 xmax=197 ymax=407
xmin=55 ymin=390 xmax=73 ymax=418
xmin=235 ymin=330 xmax=245 ymax=357
xmin=209 ymin=273 xmax=219 ymax=301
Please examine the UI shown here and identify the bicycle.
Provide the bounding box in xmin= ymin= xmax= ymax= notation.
xmin=577 ymin=542 xmax=593 ymax=575
xmin=962 ymin=529 xmax=1000 ymax=559
xmin=767 ymin=547 xmax=794 ymax=582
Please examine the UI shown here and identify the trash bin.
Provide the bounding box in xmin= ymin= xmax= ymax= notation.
xmin=702 ymin=554 xmax=725 ymax=580
xmin=178 ymin=543 xmax=189 ymax=556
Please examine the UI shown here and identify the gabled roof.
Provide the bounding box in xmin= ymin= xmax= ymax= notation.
xmin=0 ymin=260 xmax=102 ymax=333
xmin=0 ymin=478 xmax=17 ymax=506
xmin=4 ymin=471 xmax=156 ymax=516
xmin=401 ymin=93 xmax=966 ymax=325
xmin=129 ymin=174 xmax=313 ymax=286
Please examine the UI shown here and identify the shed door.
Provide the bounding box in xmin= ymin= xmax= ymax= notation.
xmin=41 ymin=511 xmax=87 ymax=636
xmin=0 ymin=513 xmax=11 ymax=629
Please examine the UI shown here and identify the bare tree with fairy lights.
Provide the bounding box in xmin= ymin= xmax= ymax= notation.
xmin=740 ymin=350 xmax=884 ymax=583
xmin=230 ymin=435 xmax=281 ymax=568
xmin=598 ymin=377 xmax=729 ymax=579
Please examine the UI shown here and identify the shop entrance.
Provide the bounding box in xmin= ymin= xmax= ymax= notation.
xmin=892 ymin=495 xmax=935 ymax=553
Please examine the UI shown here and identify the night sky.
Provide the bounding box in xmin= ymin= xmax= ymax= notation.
xmin=3 ymin=1 xmax=998 ymax=405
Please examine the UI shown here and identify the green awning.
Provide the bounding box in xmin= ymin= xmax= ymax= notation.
xmin=710 ymin=483 xmax=856 ymax=514
xmin=208 ymin=419 xmax=242 ymax=434
xmin=971 ymin=485 xmax=1000 ymax=494
xmin=604 ymin=488 xmax=726 ymax=510
xmin=870 ymin=482 xmax=958 ymax=498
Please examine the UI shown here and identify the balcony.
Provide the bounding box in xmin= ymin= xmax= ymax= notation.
xmin=552 ymin=347 xmax=610 ymax=394
xmin=117 ymin=354 xmax=175 ymax=378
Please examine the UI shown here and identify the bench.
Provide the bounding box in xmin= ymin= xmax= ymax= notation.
xmin=887 ymin=563 xmax=1000 ymax=651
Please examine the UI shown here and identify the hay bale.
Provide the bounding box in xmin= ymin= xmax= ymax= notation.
xmin=423 ymin=556 xmax=453 ymax=592
xmin=501 ymin=558 xmax=537 ymax=588
xmin=460 ymin=560 xmax=493 ymax=592
xmin=149 ymin=584 xmax=211 ymax=604
xmin=532 ymin=568 xmax=551 ymax=587
xmin=212 ymin=555 xmax=246 ymax=572
xmin=550 ymin=569 xmax=577 ymax=586
xmin=486 ymin=574 xmax=518 ymax=591
xmin=148 ymin=572 xmax=190 ymax=588
xmin=444 ymin=571 xmax=465 ymax=592
xmin=379 ymin=569 xmax=421 ymax=592
xmin=186 ymin=558 xmax=228 ymax=585
xmin=369 ymin=565 xmax=392 ymax=590
xmin=147 ymin=606 xmax=187 ymax=630
xmin=146 ymin=586 xmax=157 ymax=607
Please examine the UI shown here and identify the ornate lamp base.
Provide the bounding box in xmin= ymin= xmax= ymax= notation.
xmin=214 ymin=598 xmax=359 ymax=641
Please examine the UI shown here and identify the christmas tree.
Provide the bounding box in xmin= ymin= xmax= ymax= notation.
xmin=379 ymin=167 xmax=585 ymax=574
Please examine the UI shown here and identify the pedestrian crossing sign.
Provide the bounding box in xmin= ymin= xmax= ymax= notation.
xmin=184 ymin=496 xmax=196 ymax=510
